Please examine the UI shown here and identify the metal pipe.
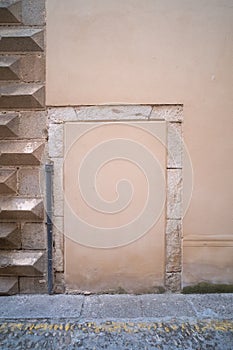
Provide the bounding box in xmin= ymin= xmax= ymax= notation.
xmin=45 ymin=162 xmax=53 ymax=294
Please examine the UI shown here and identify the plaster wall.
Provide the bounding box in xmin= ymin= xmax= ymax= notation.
xmin=46 ymin=0 xmax=233 ymax=286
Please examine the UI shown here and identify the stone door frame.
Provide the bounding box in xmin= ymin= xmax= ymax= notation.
xmin=48 ymin=105 xmax=183 ymax=293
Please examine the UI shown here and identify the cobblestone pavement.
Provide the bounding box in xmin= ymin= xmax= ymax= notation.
xmin=0 ymin=294 xmax=233 ymax=349
xmin=0 ymin=319 xmax=233 ymax=350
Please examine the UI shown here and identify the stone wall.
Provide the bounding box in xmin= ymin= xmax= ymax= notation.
xmin=0 ymin=0 xmax=47 ymax=295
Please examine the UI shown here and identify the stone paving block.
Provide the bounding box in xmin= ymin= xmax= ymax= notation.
xmin=188 ymin=294 xmax=233 ymax=319
xmin=0 ymin=56 xmax=20 ymax=81
xmin=0 ymin=168 xmax=17 ymax=194
xmin=0 ymin=197 xmax=44 ymax=221
xmin=18 ymin=167 xmax=41 ymax=196
xmin=0 ymin=140 xmax=44 ymax=165
xmin=0 ymin=294 xmax=232 ymax=320
xmin=167 ymin=122 xmax=182 ymax=168
xmin=75 ymin=105 xmax=152 ymax=120
xmin=0 ymin=276 xmax=18 ymax=295
xmin=167 ymin=169 xmax=182 ymax=219
xmin=0 ymin=0 xmax=22 ymax=24
xmin=0 ymin=222 xmax=21 ymax=249
xmin=140 ymin=294 xmax=196 ymax=318
xmin=81 ymin=295 xmax=142 ymax=319
xmin=0 ymin=294 xmax=84 ymax=318
xmin=21 ymin=222 xmax=46 ymax=249
xmin=0 ymin=113 xmax=19 ymax=138
xmin=150 ymin=105 xmax=183 ymax=122
xmin=0 ymin=83 xmax=45 ymax=109
xmin=0 ymin=28 xmax=44 ymax=52
xmin=19 ymin=276 xmax=47 ymax=294
xmin=0 ymin=250 xmax=46 ymax=276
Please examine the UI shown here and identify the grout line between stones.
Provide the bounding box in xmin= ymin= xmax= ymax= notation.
xmin=187 ymin=298 xmax=199 ymax=318
xmin=139 ymin=296 xmax=145 ymax=318
xmin=79 ymin=296 xmax=85 ymax=319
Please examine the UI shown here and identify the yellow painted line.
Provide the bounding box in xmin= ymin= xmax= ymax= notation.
xmin=0 ymin=320 xmax=233 ymax=333
xmin=65 ymin=323 xmax=70 ymax=331
xmin=170 ymin=324 xmax=178 ymax=331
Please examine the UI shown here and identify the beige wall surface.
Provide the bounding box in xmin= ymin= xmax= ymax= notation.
xmin=47 ymin=0 xmax=233 ymax=285
xmin=64 ymin=121 xmax=166 ymax=292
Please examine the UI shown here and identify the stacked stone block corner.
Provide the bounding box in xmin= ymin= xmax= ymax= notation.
xmin=0 ymin=0 xmax=47 ymax=295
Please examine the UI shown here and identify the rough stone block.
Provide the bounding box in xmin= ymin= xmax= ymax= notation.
xmin=166 ymin=219 xmax=182 ymax=239
xmin=52 ymin=159 xmax=64 ymax=217
xmin=0 ymin=222 xmax=21 ymax=249
xmin=22 ymin=0 xmax=45 ymax=26
xmin=19 ymin=53 xmax=45 ymax=82
xmin=53 ymin=158 xmax=63 ymax=202
xmin=0 ymin=56 xmax=20 ymax=80
xmin=167 ymin=122 xmax=182 ymax=168
xmin=0 ymin=140 xmax=44 ymax=165
xmin=53 ymin=216 xmax=64 ymax=272
xmin=0 ymin=197 xmax=44 ymax=221
xmin=0 ymin=0 xmax=45 ymax=26
xmin=167 ymin=169 xmax=182 ymax=219
xmin=0 ymin=83 xmax=45 ymax=109
xmin=0 ymin=1 xmax=22 ymax=24
xmin=15 ymin=110 xmax=47 ymax=139
xmin=0 ymin=168 xmax=17 ymax=194
xmin=53 ymin=246 xmax=63 ymax=273
xmin=53 ymin=200 xmax=64 ymax=217
xmin=0 ymin=250 xmax=46 ymax=276
xmin=166 ymin=246 xmax=181 ymax=272
xmin=48 ymin=107 xmax=77 ymax=123
xmin=150 ymin=105 xmax=183 ymax=122
xmin=75 ymin=105 xmax=152 ymax=120
xmin=18 ymin=168 xmax=41 ymax=196
xmin=19 ymin=276 xmax=47 ymax=294
xmin=0 ymin=28 xmax=44 ymax=52
xmin=0 ymin=112 xmax=19 ymax=138
xmin=0 ymin=54 xmax=45 ymax=83
xmin=21 ymin=222 xmax=46 ymax=249
xmin=54 ymin=272 xmax=65 ymax=294
xmin=49 ymin=106 xmax=152 ymax=123
xmin=0 ymin=277 xmax=18 ymax=295
xmin=166 ymin=220 xmax=182 ymax=273
xmin=165 ymin=272 xmax=181 ymax=292
xmin=48 ymin=124 xmax=63 ymax=157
